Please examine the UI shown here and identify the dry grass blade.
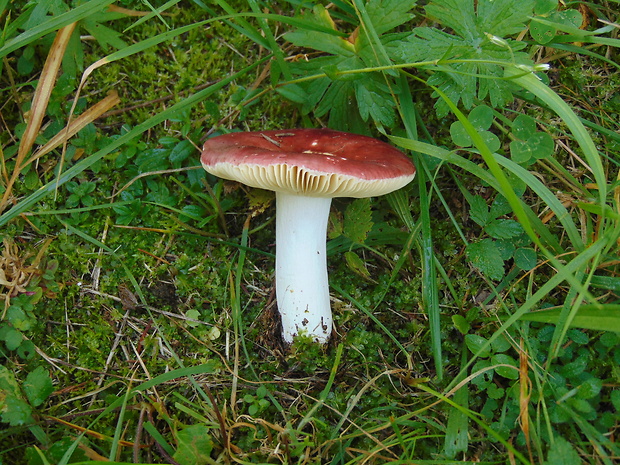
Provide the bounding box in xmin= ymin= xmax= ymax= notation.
xmin=0 ymin=237 xmax=53 ymax=316
xmin=0 ymin=90 xmax=120 ymax=214
xmin=0 ymin=23 xmax=76 ymax=214
xmin=28 ymin=90 xmax=120 ymax=164
xmin=16 ymin=23 xmax=76 ymax=168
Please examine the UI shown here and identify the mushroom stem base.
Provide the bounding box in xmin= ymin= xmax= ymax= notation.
xmin=275 ymin=193 xmax=332 ymax=343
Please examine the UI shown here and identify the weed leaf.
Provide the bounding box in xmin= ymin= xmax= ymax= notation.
xmin=397 ymin=0 xmax=535 ymax=116
xmin=173 ymin=424 xmax=214 ymax=464
xmin=284 ymin=0 xmax=417 ymax=128
xmin=466 ymin=238 xmax=504 ymax=280
xmin=343 ymin=198 xmax=373 ymax=244
xmin=23 ymin=367 xmax=53 ymax=407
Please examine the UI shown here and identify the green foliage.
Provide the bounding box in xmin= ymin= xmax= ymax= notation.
xmin=173 ymin=425 xmax=214 ymax=465
xmin=466 ymin=194 xmax=535 ymax=280
xmin=509 ymin=114 xmax=554 ymax=165
xmin=396 ymin=0 xmax=535 ymax=116
xmin=0 ymin=364 xmax=52 ymax=426
xmin=243 ymin=385 xmax=271 ymax=416
xmin=282 ymin=0 xmax=417 ymax=129
xmin=1 ymin=0 xmax=619 ymax=463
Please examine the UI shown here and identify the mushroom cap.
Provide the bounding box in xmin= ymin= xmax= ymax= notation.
xmin=201 ymin=129 xmax=416 ymax=198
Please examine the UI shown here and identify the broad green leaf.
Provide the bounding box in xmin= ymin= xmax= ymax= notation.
xmin=575 ymin=376 xmax=602 ymax=400
xmin=173 ymin=424 xmax=214 ymax=465
xmin=514 ymin=247 xmax=537 ymax=270
xmin=452 ymin=315 xmax=470 ymax=335
xmin=7 ymin=306 xmax=32 ymax=331
xmin=465 ymin=334 xmax=491 ymax=358
xmin=343 ymin=198 xmax=373 ymax=244
xmin=23 ymin=367 xmax=53 ymax=407
xmin=0 ymin=366 xmax=33 ymax=426
xmin=544 ymin=436 xmax=582 ymax=465
xmin=466 ymin=238 xmax=505 ymax=280
xmin=3 ymin=328 xmax=23 ymax=350
xmin=485 ymin=218 xmax=523 ymax=239
xmin=468 ymin=105 xmax=494 ymax=130
xmin=169 ymin=140 xmax=195 ymax=165
xmin=511 ymin=114 xmax=537 ymax=139
xmin=468 ymin=195 xmax=489 ymax=227
xmin=530 ymin=9 xmax=583 ymax=45
xmin=444 ymin=385 xmax=469 ymax=458
xmin=491 ymin=354 xmax=519 ymax=379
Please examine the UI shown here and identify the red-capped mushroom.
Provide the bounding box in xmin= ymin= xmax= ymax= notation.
xmin=201 ymin=129 xmax=415 ymax=343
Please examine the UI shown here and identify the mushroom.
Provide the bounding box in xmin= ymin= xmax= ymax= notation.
xmin=201 ymin=129 xmax=415 ymax=344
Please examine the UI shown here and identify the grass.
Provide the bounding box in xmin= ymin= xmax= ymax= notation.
xmin=1 ymin=0 xmax=619 ymax=464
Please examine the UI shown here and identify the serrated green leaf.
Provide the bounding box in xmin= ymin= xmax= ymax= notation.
xmin=495 ymin=238 xmax=515 ymax=260
xmin=366 ymin=0 xmax=418 ymax=35
xmin=82 ymin=17 xmax=127 ymax=51
xmin=343 ymin=198 xmax=373 ymax=244
xmin=544 ymin=437 xmax=582 ymax=465
xmin=173 ymin=424 xmax=214 ymax=465
xmin=485 ymin=218 xmax=523 ymax=239
xmin=397 ymin=0 xmax=535 ymax=116
xmin=284 ymin=1 xmax=416 ymax=128
xmin=466 ymin=238 xmax=505 ymax=280
xmin=489 ymin=195 xmax=513 ymax=218
xmin=468 ymin=195 xmax=489 ymax=227
xmin=23 ymin=367 xmax=53 ymax=407
xmin=354 ymin=75 xmax=396 ymax=126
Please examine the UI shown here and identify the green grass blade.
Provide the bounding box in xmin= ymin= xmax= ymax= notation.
xmin=519 ymin=305 xmax=620 ymax=332
xmin=0 ymin=0 xmax=114 ymax=58
xmin=505 ymin=67 xmax=607 ymax=205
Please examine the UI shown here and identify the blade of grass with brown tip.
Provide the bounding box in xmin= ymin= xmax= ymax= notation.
xmin=29 ymin=90 xmax=120 ymax=163
xmin=0 ymin=56 xmax=270 ymax=227
xmin=1 ymin=90 xmax=121 ymax=214
xmin=12 ymin=22 xmax=75 ymax=170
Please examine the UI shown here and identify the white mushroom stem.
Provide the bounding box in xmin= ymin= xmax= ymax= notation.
xmin=275 ymin=192 xmax=332 ymax=343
